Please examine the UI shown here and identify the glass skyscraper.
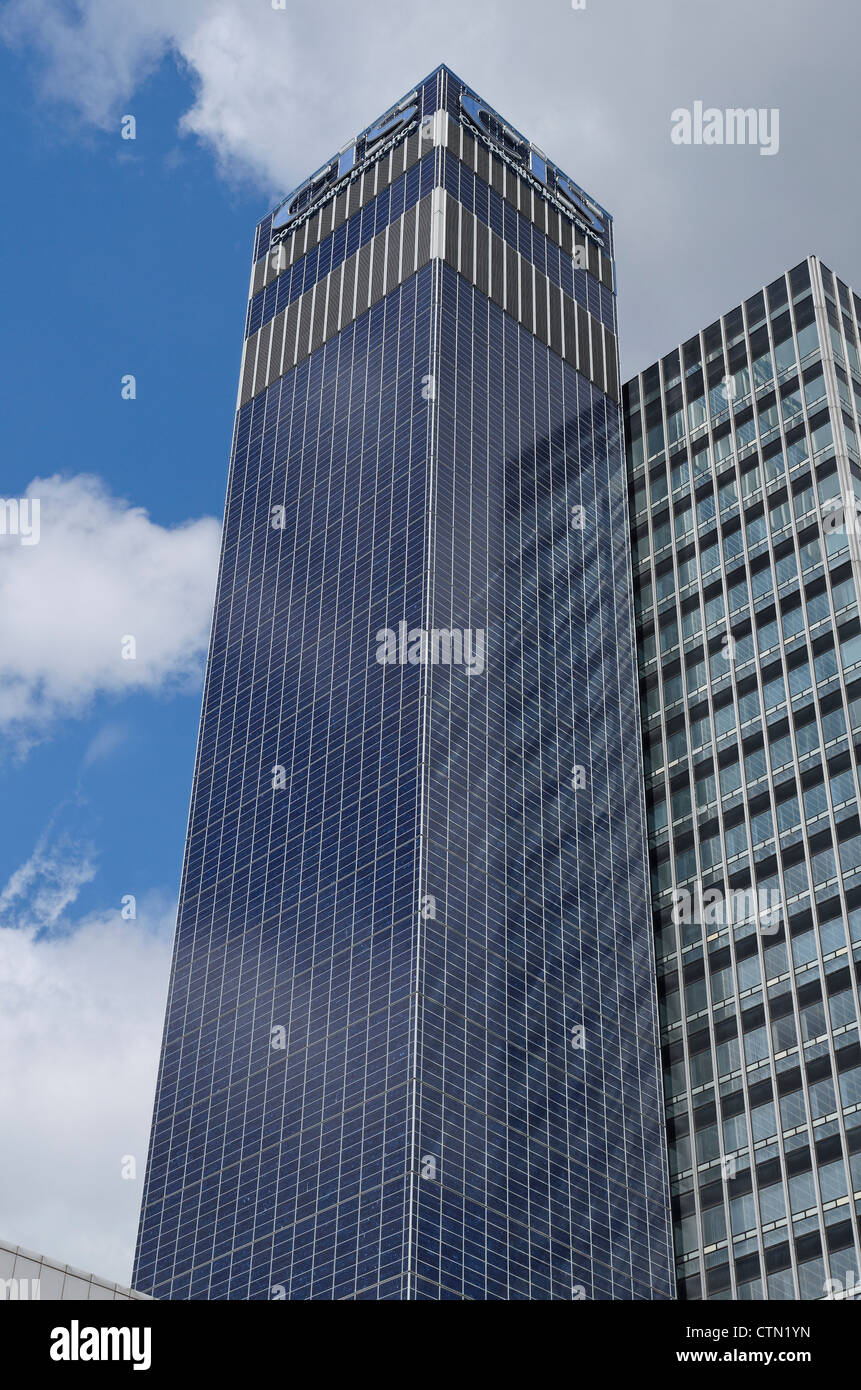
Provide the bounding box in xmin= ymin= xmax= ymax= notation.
xmin=626 ymin=255 xmax=861 ymax=1300
xmin=133 ymin=64 xmax=674 ymax=1301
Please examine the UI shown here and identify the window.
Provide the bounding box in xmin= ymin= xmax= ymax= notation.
xmin=838 ymin=834 xmax=861 ymax=873
xmin=788 ymin=1170 xmax=816 ymax=1213
xmin=781 ymin=606 xmax=805 ymax=641
xmin=788 ymin=662 xmax=811 ymax=696
xmin=794 ymin=721 xmax=819 ymax=757
xmin=737 ymin=955 xmax=761 ymax=992
xmin=752 ymin=351 xmax=774 ymax=390
xmin=771 ymin=1013 xmax=797 ymax=1051
xmin=758 ymin=1181 xmax=786 ymax=1224
xmin=791 ymin=931 xmax=818 ymax=969
xmin=696 ymin=774 xmax=716 ymax=808
xmin=796 ymin=322 xmax=820 ymax=359
xmin=729 ymin=578 xmax=750 ymax=614
xmin=723 ymin=1111 xmax=748 ymax=1150
xmin=745 ymin=746 xmax=767 ymax=782
xmin=777 ymin=796 xmax=800 ymax=832
xmin=838 ymin=1066 xmax=861 ymax=1107
xmin=714 ymin=701 xmax=736 ymax=736
xmin=773 ymin=336 xmax=797 ymax=376
xmin=750 ymin=809 xmax=773 ymax=844
xmin=800 ymin=1000 xmax=826 ymax=1040
xmin=818 ymin=1159 xmax=848 ymax=1203
xmin=702 ymin=1203 xmax=727 ymax=1244
xmin=808 ymin=1076 xmax=836 ymax=1118
xmin=744 ymin=1025 xmax=769 ymax=1064
xmin=717 ymin=1035 xmax=741 ymax=1075
xmin=828 ymin=990 xmax=856 ymax=1030
xmin=821 ymin=707 xmax=846 ymax=741
xmin=730 ymin=1192 xmax=756 ymax=1235
xmin=775 ymin=550 xmax=798 ymax=585
xmin=742 ymin=465 xmax=762 ymax=500
xmin=783 ymin=858 xmax=809 ymax=896
xmin=779 ymin=1089 xmax=806 ymax=1129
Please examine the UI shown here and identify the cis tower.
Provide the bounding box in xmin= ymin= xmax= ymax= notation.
xmin=133 ymin=65 xmax=674 ymax=1301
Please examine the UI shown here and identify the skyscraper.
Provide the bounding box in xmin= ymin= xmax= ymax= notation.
xmin=133 ymin=65 xmax=674 ymax=1301
xmin=626 ymin=256 xmax=861 ymax=1300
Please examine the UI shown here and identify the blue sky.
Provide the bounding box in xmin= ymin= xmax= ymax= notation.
xmin=1 ymin=53 xmax=251 ymax=910
xmin=1 ymin=0 xmax=859 ymax=1288
xmin=0 ymin=43 xmax=260 ymax=1283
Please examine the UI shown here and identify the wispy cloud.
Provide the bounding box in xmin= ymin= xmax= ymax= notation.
xmin=82 ymin=722 xmax=128 ymax=770
xmin=0 ymin=831 xmax=98 ymax=933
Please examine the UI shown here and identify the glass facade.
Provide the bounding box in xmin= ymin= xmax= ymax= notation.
xmin=626 ymin=256 xmax=861 ymax=1300
xmin=133 ymin=65 xmax=673 ymax=1301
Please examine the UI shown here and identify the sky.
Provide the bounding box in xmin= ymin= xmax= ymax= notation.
xmin=0 ymin=0 xmax=858 ymax=1287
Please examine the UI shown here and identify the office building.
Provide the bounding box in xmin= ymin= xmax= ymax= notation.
xmin=626 ymin=255 xmax=861 ymax=1300
xmin=0 ymin=1237 xmax=151 ymax=1301
xmin=134 ymin=64 xmax=674 ymax=1301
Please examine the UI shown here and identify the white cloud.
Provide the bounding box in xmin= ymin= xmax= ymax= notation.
xmin=0 ymin=0 xmax=494 ymax=194
xmin=0 ymin=874 xmax=173 ymax=1285
xmin=0 ymin=474 xmax=219 ymax=749
xmin=1 ymin=0 xmax=362 ymax=191
xmin=5 ymin=0 xmax=859 ymax=381
xmin=0 ymin=0 xmax=171 ymax=128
